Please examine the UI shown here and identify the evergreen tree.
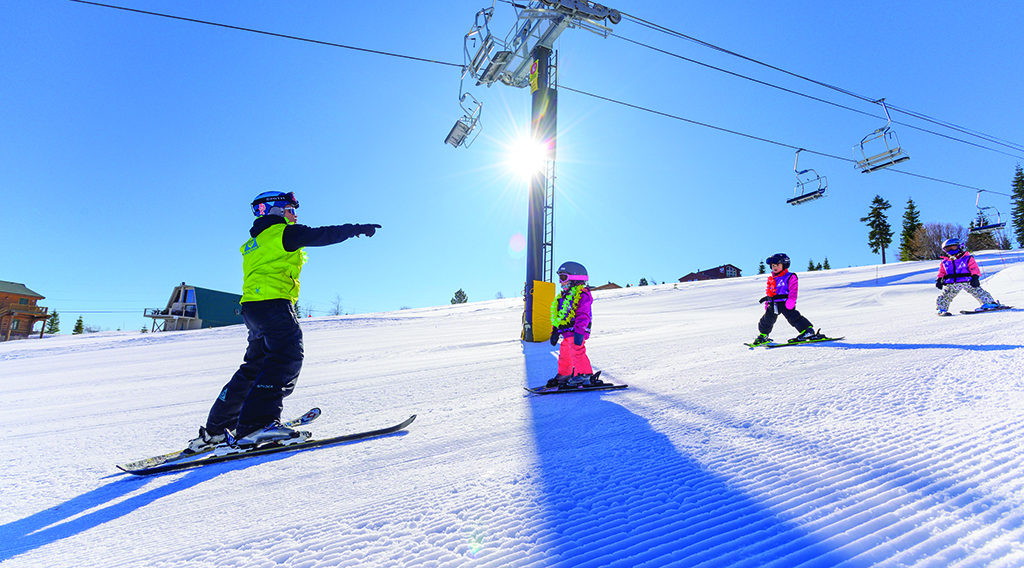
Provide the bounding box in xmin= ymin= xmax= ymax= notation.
xmin=860 ymin=195 xmax=894 ymax=264
xmin=757 ymin=260 xmax=766 ymax=275
xmin=1011 ymin=164 xmax=1024 ymax=248
xmin=823 ymin=257 xmax=830 ymax=270
xmin=807 ymin=259 xmax=816 ymax=271
xmin=966 ymin=216 xmax=999 ymax=251
xmin=451 ymin=289 xmax=468 ymax=304
xmin=899 ymin=198 xmax=923 ymax=261
xmin=639 ymin=278 xmax=649 ymax=286
xmin=72 ymin=316 xmax=85 ymax=335
xmin=45 ymin=311 xmax=60 ymax=334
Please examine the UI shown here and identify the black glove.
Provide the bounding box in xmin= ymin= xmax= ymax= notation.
xmin=574 ymin=332 xmax=585 ymax=346
xmin=935 ymin=278 xmax=943 ymax=289
xmin=970 ymin=275 xmax=980 ymax=288
xmin=357 ymin=224 xmax=381 ymax=237
xmin=549 ymin=328 xmax=559 ymax=346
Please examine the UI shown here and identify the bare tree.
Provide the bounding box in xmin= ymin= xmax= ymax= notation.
xmin=908 ymin=223 xmax=965 ymax=260
xmin=328 ymin=294 xmax=344 ymax=316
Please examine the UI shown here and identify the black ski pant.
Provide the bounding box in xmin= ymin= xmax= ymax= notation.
xmin=205 ymin=299 xmax=303 ymax=437
xmin=758 ymin=303 xmax=813 ymax=336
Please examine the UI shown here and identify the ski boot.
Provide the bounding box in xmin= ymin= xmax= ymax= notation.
xmin=544 ymin=374 xmax=572 ymax=388
xmin=750 ymin=333 xmax=771 ymax=346
xmin=186 ymin=426 xmax=226 ymax=454
xmin=790 ymin=328 xmax=820 ymax=343
xmin=564 ymin=374 xmax=595 ymax=388
xmin=232 ymin=420 xmax=305 ymax=448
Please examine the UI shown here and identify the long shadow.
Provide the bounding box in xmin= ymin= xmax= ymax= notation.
xmin=521 ymin=342 xmax=843 ymax=567
xmin=832 ymin=342 xmax=1021 ymax=351
xmin=0 ymin=433 xmax=403 ymax=562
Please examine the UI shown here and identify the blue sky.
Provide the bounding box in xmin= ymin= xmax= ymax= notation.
xmin=3 ymin=1 xmax=1023 ymax=332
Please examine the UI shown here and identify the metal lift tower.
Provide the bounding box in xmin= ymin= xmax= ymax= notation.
xmin=452 ymin=0 xmax=621 ymax=341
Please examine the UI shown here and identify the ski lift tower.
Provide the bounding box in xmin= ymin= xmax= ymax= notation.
xmin=456 ymin=0 xmax=621 ymax=342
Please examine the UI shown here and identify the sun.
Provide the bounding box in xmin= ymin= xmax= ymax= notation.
xmin=504 ymin=136 xmax=549 ymax=181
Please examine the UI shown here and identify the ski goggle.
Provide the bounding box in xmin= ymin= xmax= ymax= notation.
xmin=252 ymin=191 xmax=299 ymax=209
xmin=284 ymin=207 xmax=297 ymax=215
xmin=558 ymin=273 xmax=588 ymax=283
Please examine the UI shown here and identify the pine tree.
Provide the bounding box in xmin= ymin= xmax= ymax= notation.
xmin=1011 ymin=164 xmax=1024 ymax=248
xmin=807 ymin=259 xmax=816 ymax=271
xmin=757 ymin=260 xmax=766 ymax=275
xmin=823 ymin=257 xmax=830 ymax=270
xmin=72 ymin=316 xmax=85 ymax=335
xmin=45 ymin=311 xmax=60 ymax=334
xmin=860 ymin=195 xmax=894 ymax=264
xmin=451 ymin=289 xmax=468 ymax=304
xmin=639 ymin=278 xmax=649 ymax=286
xmin=899 ymin=198 xmax=923 ymax=261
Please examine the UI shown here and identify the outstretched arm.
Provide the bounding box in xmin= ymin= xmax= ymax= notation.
xmin=283 ymin=223 xmax=381 ymax=251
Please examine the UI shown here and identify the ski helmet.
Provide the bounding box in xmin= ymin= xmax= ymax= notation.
xmin=941 ymin=238 xmax=962 ymax=251
xmin=766 ymin=253 xmax=791 ymax=269
xmin=556 ymin=261 xmax=588 ymax=284
xmin=251 ymin=191 xmax=299 ymax=217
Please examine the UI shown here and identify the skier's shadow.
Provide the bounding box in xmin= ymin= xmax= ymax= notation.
xmin=0 ymin=445 xmax=325 ymax=562
xmin=521 ymin=342 xmax=842 ymax=566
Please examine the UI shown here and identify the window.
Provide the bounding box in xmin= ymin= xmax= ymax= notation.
xmin=10 ymin=319 xmax=19 ymax=330
xmin=19 ymin=298 xmax=28 ymax=305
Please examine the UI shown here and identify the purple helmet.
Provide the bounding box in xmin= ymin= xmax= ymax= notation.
xmin=251 ymin=191 xmax=299 ymax=217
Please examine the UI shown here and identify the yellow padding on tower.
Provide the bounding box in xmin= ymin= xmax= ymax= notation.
xmin=528 ymin=280 xmax=556 ymax=342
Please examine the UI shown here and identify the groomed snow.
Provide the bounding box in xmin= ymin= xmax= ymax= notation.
xmin=2 ymin=252 xmax=1024 ymax=567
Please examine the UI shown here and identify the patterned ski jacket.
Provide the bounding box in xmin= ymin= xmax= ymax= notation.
xmin=765 ymin=270 xmax=800 ymax=310
xmin=937 ymin=251 xmax=980 ymax=284
xmin=554 ymin=286 xmax=593 ymax=340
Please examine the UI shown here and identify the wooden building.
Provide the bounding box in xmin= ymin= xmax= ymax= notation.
xmin=678 ymin=264 xmax=743 ymax=283
xmin=0 ymin=281 xmax=51 ymax=341
xmin=145 ymin=282 xmax=243 ymax=332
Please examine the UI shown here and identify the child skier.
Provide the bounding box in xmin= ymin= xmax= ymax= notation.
xmin=751 ymin=253 xmax=821 ymax=346
xmin=935 ymin=238 xmax=1003 ymax=315
xmin=547 ymin=261 xmax=599 ymax=388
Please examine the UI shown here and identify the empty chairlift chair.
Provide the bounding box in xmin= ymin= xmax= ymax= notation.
xmin=788 ymin=149 xmax=828 ymax=205
xmin=968 ymin=191 xmax=1006 ymax=235
xmin=854 ymin=99 xmax=910 ymax=173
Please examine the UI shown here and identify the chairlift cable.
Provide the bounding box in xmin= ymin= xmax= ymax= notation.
xmin=617 ymin=11 xmax=1024 ymax=157
xmin=559 ymin=84 xmax=1011 ymax=196
xmin=68 ymin=0 xmax=464 ymax=69
xmin=611 ymin=34 xmax=1024 ymax=161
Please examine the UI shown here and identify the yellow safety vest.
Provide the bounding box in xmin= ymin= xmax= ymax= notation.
xmin=240 ymin=223 xmax=308 ymax=303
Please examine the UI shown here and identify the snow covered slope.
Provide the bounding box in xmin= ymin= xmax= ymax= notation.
xmin=2 ymin=252 xmax=1024 ymax=567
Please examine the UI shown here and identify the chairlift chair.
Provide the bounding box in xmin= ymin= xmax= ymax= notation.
xmin=854 ymin=99 xmax=910 ymax=173
xmin=968 ymin=191 xmax=1006 ymax=234
xmin=787 ymin=149 xmax=828 ymax=205
xmin=445 ymin=93 xmax=483 ymax=148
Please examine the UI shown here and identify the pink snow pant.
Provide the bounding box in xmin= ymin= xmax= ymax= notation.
xmin=557 ymin=337 xmax=593 ymax=376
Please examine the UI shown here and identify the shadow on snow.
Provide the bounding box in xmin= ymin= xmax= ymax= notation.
xmin=521 ymin=342 xmax=844 ymax=567
xmin=0 ymin=433 xmax=406 ymax=562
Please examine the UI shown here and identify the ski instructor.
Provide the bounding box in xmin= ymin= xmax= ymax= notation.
xmin=187 ymin=191 xmax=381 ymax=452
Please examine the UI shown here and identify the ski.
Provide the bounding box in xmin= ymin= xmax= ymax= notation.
xmin=119 ymin=414 xmax=415 ymax=475
xmin=117 ymin=407 xmax=322 ymax=472
xmin=747 ymin=336 xmax=844 ymax=349
xmin=960 ymin=305 xmax=1013 ymax=315
xmin=525 ymin=372 xmax=627 ymax=395
xmin=525 ymin=383 xmax=628 ymax=395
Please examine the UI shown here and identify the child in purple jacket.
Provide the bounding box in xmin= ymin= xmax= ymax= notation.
xmin=935 ymin=238 xmax=1002 ymax=315
xmin=547 ymin=261 xmax=598 ymax=387
xmin=751 ymin=253 xmax=821 ymax=346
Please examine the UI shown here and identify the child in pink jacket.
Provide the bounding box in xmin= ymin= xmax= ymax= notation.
xmin=935 ymin=238 xmax=1002 ymax=315
xmin=547 ymin=261 xmax=597 ymax=387
xmin=751 ymin=253 xmax=821 ymax=345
